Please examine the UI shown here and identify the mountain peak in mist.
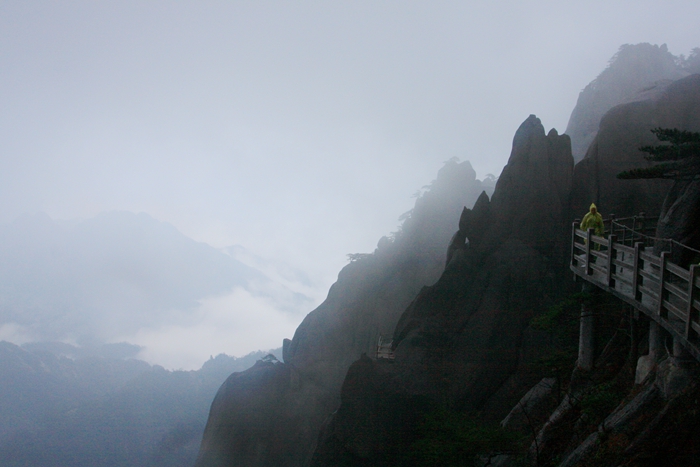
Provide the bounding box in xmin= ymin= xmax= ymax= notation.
xmin=566 ymin=42 xmax=689 ymax=162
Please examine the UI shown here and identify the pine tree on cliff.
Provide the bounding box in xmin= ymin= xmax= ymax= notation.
xmin=617 ymin=128 xmax=700 ymax=264
xmin=617 ymin=128 xmax=700 ymax=180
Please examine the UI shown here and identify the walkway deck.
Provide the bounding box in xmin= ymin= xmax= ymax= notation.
xmin=570 ymin=217 xmax=700 ymax=360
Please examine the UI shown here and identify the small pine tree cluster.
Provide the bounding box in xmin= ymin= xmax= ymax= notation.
xmin=617 ymin=128 xmax=700 ymax=180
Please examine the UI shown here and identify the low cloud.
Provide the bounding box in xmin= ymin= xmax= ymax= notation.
xmin=0 ymin=323 xmax=36 ymax=345
xmin=0 ymin=212 xmax=321 ymax=369
xmin=121 ymin=287 xmax=304 ymax=370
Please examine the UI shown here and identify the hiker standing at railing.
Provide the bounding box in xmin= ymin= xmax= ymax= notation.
xmin=581 ymin=203 xmax=604 ymax=249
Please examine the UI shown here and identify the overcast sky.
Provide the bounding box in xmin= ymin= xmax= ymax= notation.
xmin=1 ymin=1 xmax=699 ymax=368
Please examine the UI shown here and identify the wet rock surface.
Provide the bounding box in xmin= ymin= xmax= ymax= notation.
xmin=196 ymin=59 xmax=700 ymax=467
xmin=195 ymin=160 xmax=492 ymax=467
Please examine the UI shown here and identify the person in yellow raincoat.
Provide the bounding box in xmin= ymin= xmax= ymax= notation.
xmin=581 ymin=203 xmax=604 ymax=235
xmin=581 ymin=203 xmax=604 ymax=250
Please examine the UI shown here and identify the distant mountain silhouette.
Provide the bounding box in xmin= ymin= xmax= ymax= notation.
xmin=195 ymin=47 xmax=700 ymax=467
xmin=195 ymin=160 xmax=495 ymax=467
xmin=0 ymin=340 xmax=281 ymax=467
xmin=565 ymin=43 xmax=689 ymax=162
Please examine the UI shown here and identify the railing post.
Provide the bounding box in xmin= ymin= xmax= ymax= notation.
xmin=607 ymin=234 xmax=617 ymax=288
xmin=571 ymin=221 xmax=580 ymax=268
xmin=632 ymin=242 xmax=644 ymax=302
xmin=657 ymin=252 xmax=668 ymax=319
xmin=656 ymin=251 xmax=668 ymax=318
xmin=578 ymin=282 xmax=595 ymax=371
xmin=686 ymin=265 xmax=698 ymax=340
xmin=609 ymin=214 xmax=615 ymax=238
xmin=586 ymin=228 xmax=594 ymax=276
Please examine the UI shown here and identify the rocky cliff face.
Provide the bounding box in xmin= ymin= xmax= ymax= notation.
xmin=391 ymin=115 xmax=574 ymax=409
xmin=565 ymin=43 xmax=688 ymax=162
xmin=0 ymin=341 xmax=263 ymax=467
xmin=571 ymin=74 xmax=700 ymax=221
xmin=195 ymin=161 xmax=493 ymax=467
xmin=196 ymin=49 xmax=700 ymax=467
xmin=310 ymin=74 xmax=700 ymax=467
xmin=311 ymin=114 xmax=576 ymax=466
xmin=648 ymin=75 xmax=700 ymax=263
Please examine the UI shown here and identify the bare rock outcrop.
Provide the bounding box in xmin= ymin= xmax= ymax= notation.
xmin=311 ymin=72 xmax=700 ymax=465
xmin=195 ymin=160 xmax=492 ymax=467
xmin=487 ymin=116 xmax=573 ymax=257
xmin=310 ymin=116 xmax=575 ymax=465
xmin=198 ymin=50 xmax=700 ymax=467
xmin=565 ymin=43 xmax=688 ymax=162
xmin=570 ymin=74 xmax=700 ymax=221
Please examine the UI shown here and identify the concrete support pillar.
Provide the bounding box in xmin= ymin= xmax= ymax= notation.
xmin=661 ymin=336 xmax=695 ymax=398
xmin=635 ymin=320 xmax=665 ymax=384
xmin=649 ymin=321 xmax=664 ymax=362
xmin=578 ymin=283 xmax=595 ymax=371
xmin=673 ymin=336 xmax=692 ymax=362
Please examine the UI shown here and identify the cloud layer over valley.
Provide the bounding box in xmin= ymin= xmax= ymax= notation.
xmin=1 ymin=1 xmax=699 ymax=368
xmin=0 ymin=212 xmax=311 ymax=368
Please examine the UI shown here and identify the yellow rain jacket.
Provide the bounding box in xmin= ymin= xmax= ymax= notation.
xmin=581 ymin=203 xmax=604 ymax=236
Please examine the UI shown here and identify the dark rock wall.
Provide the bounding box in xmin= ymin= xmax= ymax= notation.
xmin=197 ymin=59 xmax=700 ymax=467
xmin=310 ymin=115 xmax=576 ymax=465
xmin=194 ymin=361 xmax=296 ymax=467
xmin=650 ymin=75 xmax=700 ymax=262
xmin=488 ymin=116 xmax=573 ymax=257
xmin=0 ymin=341 xmax=248 ymax=467
xmin=311 ymin=74 xmax=700 ymax=465
xmin=565 ymin=43 xmax=687 ymax=162
xmin=195 ymin=161 xmax=491 ymax=467
xmin=391 ymin=115 xmax=574 ymax=407
xmin=571 ymin=74 xmax=700 ymax=220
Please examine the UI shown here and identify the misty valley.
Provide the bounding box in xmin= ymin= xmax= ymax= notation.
xmin=2 ymin=26 xmax=700 ymax=467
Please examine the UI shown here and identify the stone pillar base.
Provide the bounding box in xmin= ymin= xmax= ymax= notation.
xmin=635 ymin=354 xmax=656 ymax=384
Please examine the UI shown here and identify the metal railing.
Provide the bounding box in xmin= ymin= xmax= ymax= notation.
xmin=605 ymin=214 xmax=658 ymax=248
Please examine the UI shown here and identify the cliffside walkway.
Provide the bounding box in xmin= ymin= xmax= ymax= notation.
xmin=570 ymin=215 xmax=700 ymax=361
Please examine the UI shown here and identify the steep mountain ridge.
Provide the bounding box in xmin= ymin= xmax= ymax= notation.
xmin=195 ymin=50 xmax=700 ymax=466
xmin=565 ymin=43 xmax=689 ymax=162
xmin=310 ymin=74 xmax=700 ymax=466
xmin=195 ymin=161 xmax=494 ymax=467
xmin=310 ymin=114 xmax=577 ymax=466
xmin=571 ymin=74 xmax=700 ymax=220
xmin=0 ymin=340 xmax=281 ymax=467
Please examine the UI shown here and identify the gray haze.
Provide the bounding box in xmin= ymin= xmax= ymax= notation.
xmin=0 ymin=211 xmax=309 ymax=369
xmin=1 ymin=1 xmax=699 ymax=368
